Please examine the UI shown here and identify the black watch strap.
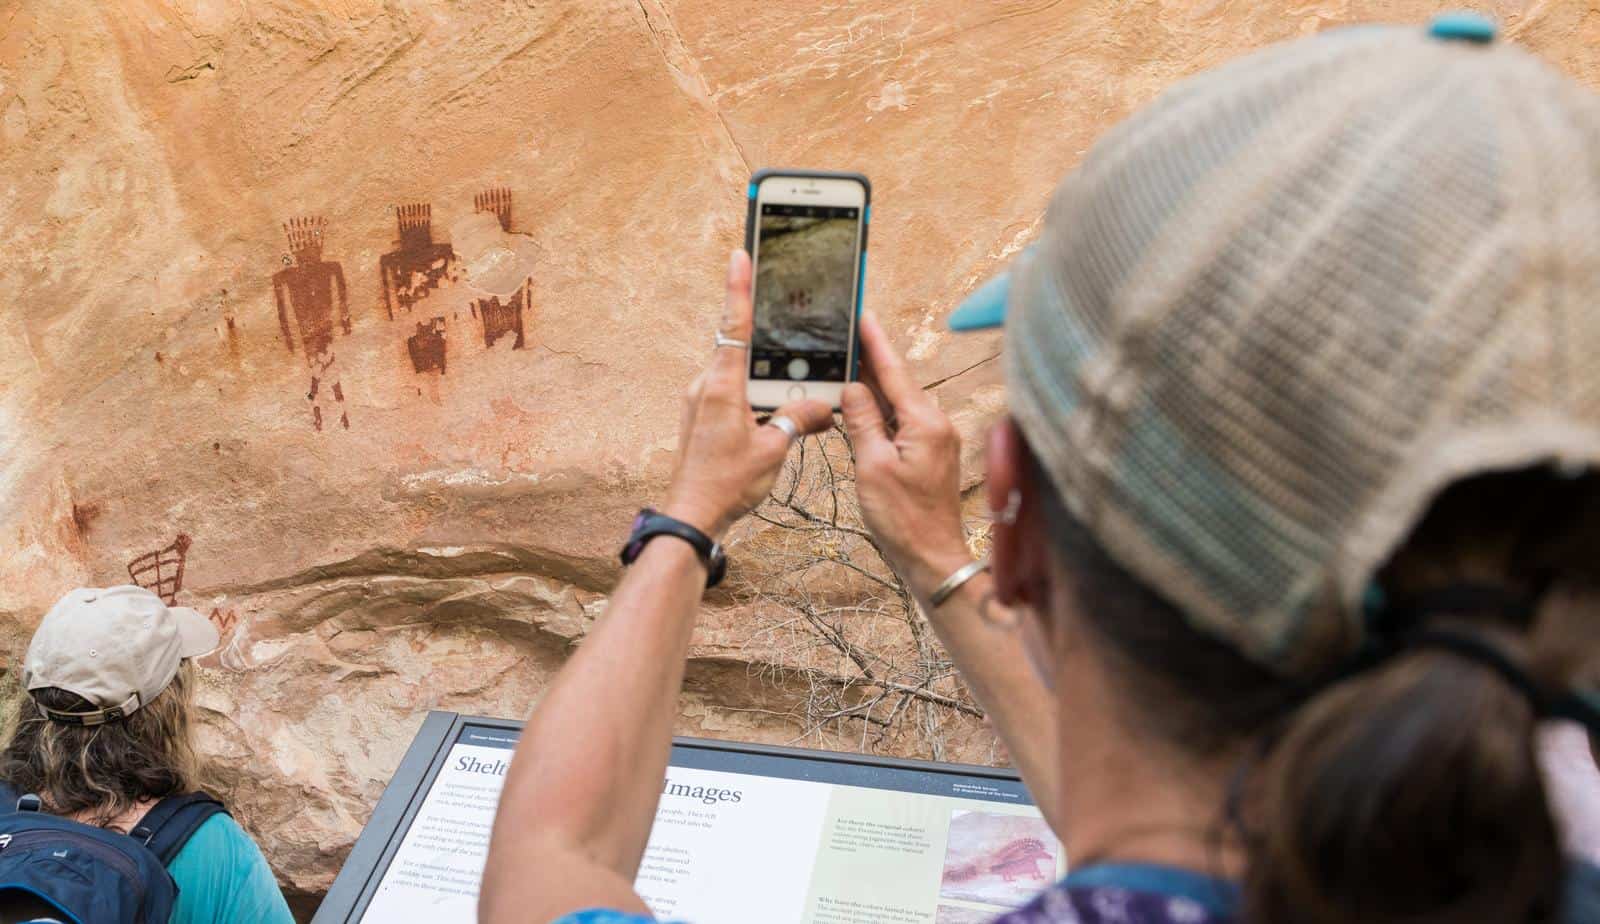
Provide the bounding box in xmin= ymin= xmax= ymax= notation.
xmin=620 ymin=509 xmax=727 ymax=589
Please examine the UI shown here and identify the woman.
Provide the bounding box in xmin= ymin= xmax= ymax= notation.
xmin=0 ymin=585 xmax=294 ymax=923
xmin=482 ymin=17 xmax=1600 ymax=924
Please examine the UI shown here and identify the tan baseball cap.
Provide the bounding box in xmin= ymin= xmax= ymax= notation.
xmin=23 ymin=585 xmax=219 ymax=725
xmin=949 ymin=15 xmax=1600 ymax=674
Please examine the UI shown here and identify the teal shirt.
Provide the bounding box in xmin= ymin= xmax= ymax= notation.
xmin=166 ymin=814 xmax=294 ymax=924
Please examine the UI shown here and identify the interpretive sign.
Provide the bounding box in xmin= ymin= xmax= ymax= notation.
xmin=314 ymin=712 xmax=1064 ymax=923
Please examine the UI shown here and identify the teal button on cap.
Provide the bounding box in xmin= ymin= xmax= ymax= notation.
xmin=1428 ymin=11 xmax=1496 ymax=43
xmin=948 ymin=271 xmax=1011 ymax=332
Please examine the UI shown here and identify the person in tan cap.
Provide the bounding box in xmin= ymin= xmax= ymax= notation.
xmin=481 ymin=14 xmax=1600 ymax=924
xmin=0 ymin=586 xmax=293 ymax=923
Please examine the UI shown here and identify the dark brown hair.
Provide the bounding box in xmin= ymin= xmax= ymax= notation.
xmin=0 ymin=662 xmax=202 ymax=828
xmin=1037 ymin=464 xmax=1597 ymax=923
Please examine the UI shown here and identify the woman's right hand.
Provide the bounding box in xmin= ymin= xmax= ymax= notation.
xmin=840 ymin=313 xmax=972 ymax=601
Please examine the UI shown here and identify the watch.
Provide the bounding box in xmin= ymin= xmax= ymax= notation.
xmin=620 ymin=508 xmax=728 ymax=589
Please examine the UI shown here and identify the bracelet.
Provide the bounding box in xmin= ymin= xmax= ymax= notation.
xmin=930 ymin=558 xmax=991 ymax=609
xmin=620 ymin=509 xmax=728 ymax=589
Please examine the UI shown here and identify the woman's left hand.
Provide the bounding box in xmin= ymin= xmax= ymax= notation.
xmin=663 ymin=249 xmax=833 ymax=540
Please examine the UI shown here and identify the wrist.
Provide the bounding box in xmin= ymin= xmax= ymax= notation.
xmin=623 ymin=507 xmax=729 ymax=589
xmin=901 ymin=543 xmax=978 ymax=604
xmin=634 ymin=530 xmax=705 ymax=573
xmin=660 ymin=498 xmax=728 ymax=542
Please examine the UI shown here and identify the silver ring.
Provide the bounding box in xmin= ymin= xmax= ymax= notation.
xmin=714 ymin=331 xmax=749 ymax=351
xmin=767 ymin=415 xmax=800 ymax=442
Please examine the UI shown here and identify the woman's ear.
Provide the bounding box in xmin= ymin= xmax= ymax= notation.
xmin=986 ymin=418 xmax=1052 ymax=610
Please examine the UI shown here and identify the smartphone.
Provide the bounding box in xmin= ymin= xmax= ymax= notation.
xmin=744 ymin=169 xmax=870 ymax=410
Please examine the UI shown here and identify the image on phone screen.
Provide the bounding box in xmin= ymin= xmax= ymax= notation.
xmin=751 ymin=202 xmax=861 ymax=383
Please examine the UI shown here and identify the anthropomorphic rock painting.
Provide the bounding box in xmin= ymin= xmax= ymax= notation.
xmin=126 ymin=534 xmax=191 ymax=605
xmin=475 ymin=186 xmax=512 ymax=232
xmin=272 ymin=217 xmax=350 ymax=431
xmin=470 ymin=187 xmax=529 ymax=351
xmin=380 ymin=203 xmax=457 ymax=319
xmin=408 ymin=317 xmax=448 ymax=374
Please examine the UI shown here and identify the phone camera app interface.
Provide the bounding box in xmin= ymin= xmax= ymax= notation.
xmin=752 ymin=202 xmax=860 ymax=383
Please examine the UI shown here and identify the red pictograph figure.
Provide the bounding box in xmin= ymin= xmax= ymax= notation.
xmin=208 ymin=608 xmax=239 ymax=635
xmin=475 ymin=187 xmax=512 ymax=231
xmin=408 ymin=317 xmax=448 ymax=374
xmin=475 ymin=284 xmax=529 ymax=350
xmin=127 ymin=534 xmax=192 ymax=605
xmin=273 ymin=217 xmax=351 ymax=431
xmin=471 ymin=187 xmax=529 ymax=351
xmin=380 ymin=203 xmax=457 ymax=319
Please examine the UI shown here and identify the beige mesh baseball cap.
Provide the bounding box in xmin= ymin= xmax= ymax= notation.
xmin=949 ymin=15 xmax=1600 ymax=674
xmin=23 ymin=586 xmax=219 ymax=725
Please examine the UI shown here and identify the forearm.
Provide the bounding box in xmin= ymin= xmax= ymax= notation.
xmin=903 ymin=557 xmax=1064 ymax=832
xmin=482 ymin=538 xmax=705 ymax=912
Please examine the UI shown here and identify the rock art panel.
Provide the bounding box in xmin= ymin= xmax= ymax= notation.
xmin=1 ymin=0 xmax=1595 ymax=913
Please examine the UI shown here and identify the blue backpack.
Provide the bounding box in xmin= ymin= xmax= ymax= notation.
xmin=0 ymin=783 xmax=226 ymax=924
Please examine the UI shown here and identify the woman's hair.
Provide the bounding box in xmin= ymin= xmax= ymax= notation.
xmin=1036 ymin=461 xmax=1599 ymax=924
xmin=0 ymin=661 xmax=202 ymax=827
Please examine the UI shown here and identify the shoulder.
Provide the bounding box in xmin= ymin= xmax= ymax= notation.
xmin=169 ymin=812 xmax=259 ymax=861
xmin=168 ymin=813 xmax=295 ymax=924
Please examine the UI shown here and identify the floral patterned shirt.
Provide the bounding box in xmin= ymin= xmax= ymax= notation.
xmin=990 ymin=865 xmax=1234 ymax=924
xmin=555 ymin=864 xmax=1236 ymax=924
xmin=556 ymin=860 xmax=1600 ymax=924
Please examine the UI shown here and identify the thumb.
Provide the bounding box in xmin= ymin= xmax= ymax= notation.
xmin=753 ymin=399 xmax=834 ymax=464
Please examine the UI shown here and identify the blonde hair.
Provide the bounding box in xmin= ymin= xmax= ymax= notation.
xmin=0 ymin=661 xmax=204 ymax=827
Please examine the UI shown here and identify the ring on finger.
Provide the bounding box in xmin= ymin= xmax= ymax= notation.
xmin=714 ymin=330 xmax=749 ymax=351
xmin=767 ymin=415 xmax=800 ymax=443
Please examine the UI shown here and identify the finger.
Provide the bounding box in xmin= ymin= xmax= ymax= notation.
xmin=856 ymin=312 xmax=922 ymax=414
xmin=752 ymin=399 xmax=833 ymax=462
xmin=841 ymin=382 xmax=902 ymax=471
xmin=841 ymin=381 xmax=890 ymax=447
xmin=857 ymin=362 xmax=900 ymax=435
xmin=708 ymin=249 xmax=754 ymax=391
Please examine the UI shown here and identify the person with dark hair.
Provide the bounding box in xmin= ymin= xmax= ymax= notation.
xmin=481 ymin=15 xmax=1600 ymax=924
xmin=0 ymin=586 xmax=294 ymax=923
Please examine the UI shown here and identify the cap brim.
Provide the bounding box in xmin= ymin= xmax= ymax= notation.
xmin=948 ymin=269 xmax=1011 ymax=332
xmin=169 ymin=607 xmax=220 ymax=658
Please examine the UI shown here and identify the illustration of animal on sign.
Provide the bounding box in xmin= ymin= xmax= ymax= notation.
xmin=939 ymin=810 xmax=1060 ymax=907
xmin=272 ymin=217 xmax=351 ymax=431
xmin=470 ymin=186 xmax=530 ymax=351
xmin=380 ymin=202 xmax=458 ymax=319
xmin=127 ymin=534 xmax=191 ymax=605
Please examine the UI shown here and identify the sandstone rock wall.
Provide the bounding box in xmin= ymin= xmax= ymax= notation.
xmin=3 ymin=0 xmax=1597 ymax=911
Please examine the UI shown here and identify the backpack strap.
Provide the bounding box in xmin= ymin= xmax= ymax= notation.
xmin=129 ymin=791 xmax=229 ymax=866
xmin=0 ymin=781 xmax=44 ymax=814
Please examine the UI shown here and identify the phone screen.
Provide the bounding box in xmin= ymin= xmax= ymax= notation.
xmin=751 ymin=202 xmax=862 ymax=383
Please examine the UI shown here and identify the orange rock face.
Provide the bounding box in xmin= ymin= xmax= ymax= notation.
xmin=2 ymin=0 xmax=1597 ymax=909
